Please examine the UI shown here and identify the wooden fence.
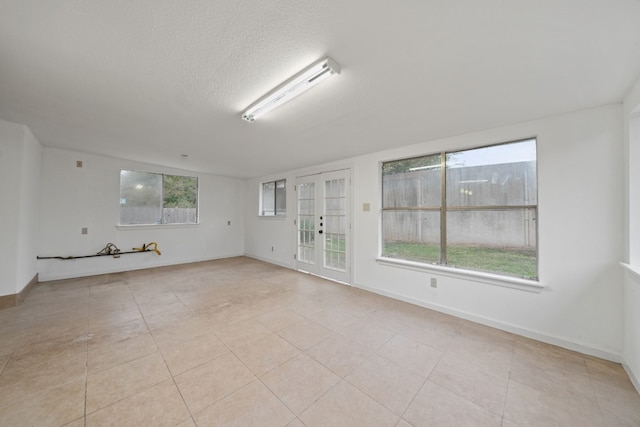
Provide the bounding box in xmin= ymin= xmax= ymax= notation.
xmin=382 ymin=162 xmax=536 ymax=248
xmin=120 ymin=207 xmax=197 ymax=225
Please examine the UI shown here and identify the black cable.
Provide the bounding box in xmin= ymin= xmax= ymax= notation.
xmin=37 ymin=242 xmax=160 ymax=260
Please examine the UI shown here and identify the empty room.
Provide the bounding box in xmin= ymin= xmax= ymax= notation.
xmin=1 ymin=1 xmax=640 ymax=426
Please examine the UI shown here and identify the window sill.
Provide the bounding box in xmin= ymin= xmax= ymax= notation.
xmin=257 ymin=216 xmax=288 ymax=220
xmin=115 ymin=223 xmax=199 ymax=231
xmin=621 ymin=263 xmax=640 ymax=283
xmin=375 ymin=257 xmax=545 ymax=293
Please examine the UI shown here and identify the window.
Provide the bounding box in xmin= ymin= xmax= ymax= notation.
xmin=119 ymin=170 xmax=198 ymax=225
xmin=260 ymin=179 xmax=286 ymax=216
xmin=382 ymin=139 xmax=537 ymax=280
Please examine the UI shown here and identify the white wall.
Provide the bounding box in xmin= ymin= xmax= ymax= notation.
xmin=244 ymin=173 xmax=296 ymax=268
xmin=244 ymin=160 xmax=355 ymax=269
xmin=623 ymin=267 xmax=640 ymax=391
xmin=354 ymin=104 xmax=624 ymax=359
xmin=245 ymin=104 xmax=625 ymax=360
xmin=622 ymin=76 xmax=640 ymax=390
xmin=625 ymin=77 xmax=640 ymax=266
xmin=38 ymin=148 xmax=245 ymax=281
xmin=0 ymin=119 xmax=42 ymax=297
xmin=16 ymin=127 xmax=42 ymax=290
xmin=0 ymin=120 xmax=22 ymax=296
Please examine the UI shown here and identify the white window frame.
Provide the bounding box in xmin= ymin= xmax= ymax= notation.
xmin=119 ymin=170 xmax=199 ymax=226
xmin=379 ymin=138 xmax=539 ymax=284
xmin=259 ymin=179 xmax=287 ymax=217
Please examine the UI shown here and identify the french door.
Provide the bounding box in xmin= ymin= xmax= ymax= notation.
xmin=296 ymin=169 xmax=350 ymax=283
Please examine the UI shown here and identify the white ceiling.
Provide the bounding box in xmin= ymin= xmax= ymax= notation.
xmin=1 ymin=1 xmax=640 ymax=178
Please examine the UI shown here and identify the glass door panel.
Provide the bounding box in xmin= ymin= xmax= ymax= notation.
xmin=323 ymin=178 xmax=347 ymax=272
xmin=297 ymin=182 xmax=315 ymax=265
xmin=296 ymin=170 xmax=350 ymax=283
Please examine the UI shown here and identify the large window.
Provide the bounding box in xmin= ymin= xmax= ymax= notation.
xmin=120 ymin=170 xmax=198 ymax=225
xmin=260 ymin=179 xmax=286 ymax=216
xmin=382 ymin=139 xmax=537 ymax=280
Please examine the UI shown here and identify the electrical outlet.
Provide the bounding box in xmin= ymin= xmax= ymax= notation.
xmin=227 ymin=221 xmax=231 ymax=225
xmin=76 ymin=160 xmax=83 ymax=168
xmin=81 ymin=227 xmax=88 ymax=235
xmin=430 ymin=277 xmax=437 ymax=288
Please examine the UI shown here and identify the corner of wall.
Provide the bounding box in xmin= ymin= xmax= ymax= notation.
xmin=15 ymin=123 xmax=43 ymax=296
xmin=622 ymin=72 xmax=640 ymax=394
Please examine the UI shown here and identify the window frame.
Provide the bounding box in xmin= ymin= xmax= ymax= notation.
xmin=119 ymin=169 xmax=199 ymax=226
xmin=379 ymin=138 xmax=540 ymax=285
xmin=259 ymin=179 xmax=287 ymax=217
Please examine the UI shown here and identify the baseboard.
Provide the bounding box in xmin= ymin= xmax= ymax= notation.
xmin=34 ymin=253 xmax=625 ymax=364
xmin=238 ymin=259 xmax=624 ymax=363
xmin=622 ymin=355 xmax=640 ymax=394
xmin=244 ymin=254 xmax=295 ymax=270
xmin=0 ymin=289 xmax=19 ymax=309
xmin=37 ymin=253 xmax=245 ymax=282
xmin=235 ymin=257 xmax=622 ymax=362
xmin=0 ymin=273 xmax=38 ymax=309
xmin=353 ymin=282 xmax=622 ymax=363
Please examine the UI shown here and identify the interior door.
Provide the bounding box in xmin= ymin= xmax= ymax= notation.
xmin=296 ymin=170 xmax=350 ymax=283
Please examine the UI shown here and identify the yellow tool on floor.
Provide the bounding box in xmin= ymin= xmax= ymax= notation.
xmin=133 ymin=242 xmax=161 ymax=256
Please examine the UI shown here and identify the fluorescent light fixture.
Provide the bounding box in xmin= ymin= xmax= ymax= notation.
xmin=242 ymin=57 xmax=340 ymax=122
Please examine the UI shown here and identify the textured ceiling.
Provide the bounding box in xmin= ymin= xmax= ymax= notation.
xmin=1 ymin=1 xmax=640 ymax=178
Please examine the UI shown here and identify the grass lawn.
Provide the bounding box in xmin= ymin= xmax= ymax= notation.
xmin=383 ymin=241 xmax=537 ymax=279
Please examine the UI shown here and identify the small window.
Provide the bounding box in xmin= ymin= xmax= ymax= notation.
xmin=119 ymin=170 xmax=198 ymax=225
xmin=260 ymin=179 xmax=286 ymax=216
xmin=382 ymin=139 xmax=538 ymax=280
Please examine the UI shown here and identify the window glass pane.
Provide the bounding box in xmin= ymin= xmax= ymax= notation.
xmin=261 ymin=179 xmax=286 ymax=216
xmin=338 ymin=252 xmax=346 ymax=270
xmin=446 ymin=139 xmax=537 ymax=207
xmin=383 ymin=154 xmax=441 ymax=208
xmin=323 ymin=178 xmax=346 ymax=272
xmin=446 ymin=208 xmax=537 ymax=278
xmin=162 ymin=175 xmax=198 ymax=224
xmin=262 ymin=182 xmax=275 ymax=215
xmin=382 ymin=210 xmax=441 ymax=264
xmin=381 ymin=139 xmax=538 ymax=280
xmin=324 ymin=234 xmax=346 ymax=271
xmin=120 ymin=171 xmax=162 ymax=225
xmin=275 ymin=179 xmax=286 ymax=215
xmin=120 ymin=170 xmax=197 ymax=225
xmin=297 ymin=182 xmax=315 ymax=264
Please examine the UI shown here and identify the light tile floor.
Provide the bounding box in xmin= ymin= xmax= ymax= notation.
xmin=1 ymin=257 xmax=639 ymax=426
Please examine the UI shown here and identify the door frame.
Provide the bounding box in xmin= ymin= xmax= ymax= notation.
xmin=294 ymin=168 xmax=352 ymax=285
